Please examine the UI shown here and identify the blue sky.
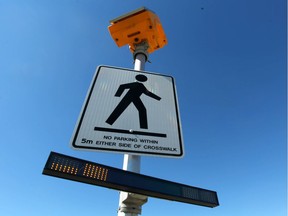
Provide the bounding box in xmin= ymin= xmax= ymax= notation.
xmin=0 ymin=0 xmax=286 ymax=215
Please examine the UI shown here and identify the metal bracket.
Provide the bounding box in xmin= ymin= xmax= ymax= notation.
xmin=118 ymin=193 xmax=148 ymax=215
xmin=130 ymin=41 xmax=150 ymax=62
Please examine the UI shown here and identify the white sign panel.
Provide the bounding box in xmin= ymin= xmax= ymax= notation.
xmin=71 ymin=65 xmax=184 ymax=157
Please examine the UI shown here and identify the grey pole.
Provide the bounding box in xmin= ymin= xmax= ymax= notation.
xmin=117 ymin=42 xmax=149 ymax=216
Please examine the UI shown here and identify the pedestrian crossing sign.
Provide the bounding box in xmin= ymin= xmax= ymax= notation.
xmin=71 ymin=65 xmax=184 ymax=158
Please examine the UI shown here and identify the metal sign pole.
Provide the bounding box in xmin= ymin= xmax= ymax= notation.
xmin=117 ymin=42 xmax=149 ymax=216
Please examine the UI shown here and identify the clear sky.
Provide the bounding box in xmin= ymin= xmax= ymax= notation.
xmin=0 ymin=0 xmax=286 ymax=215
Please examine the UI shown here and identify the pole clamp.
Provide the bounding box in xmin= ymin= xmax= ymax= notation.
xmin=130 ymin=41 xmax=149 ymax=62
xmin=118 ymin=193 xmax=148 ymax=215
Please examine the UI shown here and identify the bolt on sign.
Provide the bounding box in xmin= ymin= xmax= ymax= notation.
xmin=71 ymin=65 xmax=184 ymax=158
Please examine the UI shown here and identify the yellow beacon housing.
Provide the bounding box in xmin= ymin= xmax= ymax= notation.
xmin=108 ymin=7 xmax=167 ymax=54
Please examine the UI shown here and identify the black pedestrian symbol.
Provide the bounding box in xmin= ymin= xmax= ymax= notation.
xmin=106 ymin=74 xmax=161 ymax=129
